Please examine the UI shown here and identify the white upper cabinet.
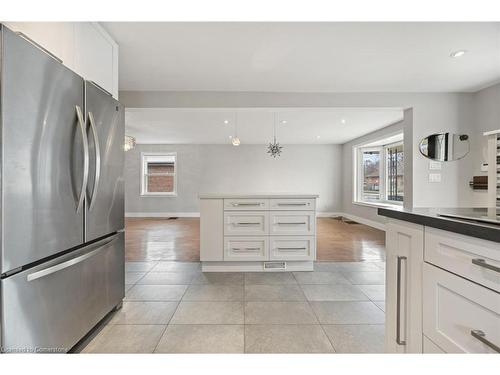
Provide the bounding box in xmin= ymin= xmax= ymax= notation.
xmin=3 ymin=22 xmax=76 ymax=68
xmin=3 ymin=22 xmax=118 ymax=99
xmin=74 ymin=23 xmax=118 ymax=98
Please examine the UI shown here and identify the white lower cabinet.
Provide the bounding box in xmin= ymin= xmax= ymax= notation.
xmin=200 ymin=195 xmax=318 ymax=271
xmin=269 ymin=236 xmax=315 ymax=261
xmin=423 ymin=263 xmax=500 ymax=353
xmin=385 ymin=219 xmax=424 ymax=353
xmin=385 ymin=217 xmax=500 ymax=354
xmin=224 ymin=237 xmax=268 ymax=261
xmin=423 ymin=335 xmax=446 ymax=353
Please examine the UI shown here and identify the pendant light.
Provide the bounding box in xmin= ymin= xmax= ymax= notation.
xmin=267 ymin=113 xmax=283 ymax=158
xmin=232 ymin=112 xmax=241 ymax=146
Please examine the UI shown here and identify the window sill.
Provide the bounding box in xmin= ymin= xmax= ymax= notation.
xmin=352 ymin=201 xmax=403 ymax=210
xmin=141 ymin=193 xmax=178 ymax=198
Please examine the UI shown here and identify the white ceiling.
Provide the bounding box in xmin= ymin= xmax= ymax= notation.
xmin=103 ymin=22 xmax=500 ymax=93
xmin=125 ymin=107 xmax=404 ymax=145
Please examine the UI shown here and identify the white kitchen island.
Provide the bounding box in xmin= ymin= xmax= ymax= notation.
xmin=199 ymin=193 xmax=318 ymax=272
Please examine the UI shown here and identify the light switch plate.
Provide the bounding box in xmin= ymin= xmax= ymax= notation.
xmin=429 ymin=161 xmax=442 ymax=170
xmin=429 ymin=173 xmax=442 ymax=183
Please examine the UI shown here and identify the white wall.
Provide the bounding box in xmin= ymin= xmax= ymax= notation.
xmin=121 ymin=90 xmax=476 ymax=208
xmin=122 ymin=88 xmax=497 ymax=225
xmin=125 ymin=144 xmax=342 ymax=215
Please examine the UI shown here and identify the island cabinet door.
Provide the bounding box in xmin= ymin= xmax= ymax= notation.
xmin=385 ymin=219 xmax=424 ymax=353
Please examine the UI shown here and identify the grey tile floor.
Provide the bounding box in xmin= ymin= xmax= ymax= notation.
xmin=81 ymin=260 xmax=386 ymax=354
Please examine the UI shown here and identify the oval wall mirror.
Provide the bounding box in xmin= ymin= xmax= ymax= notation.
xmin=419 ymin=132 xmax=470 ymax=161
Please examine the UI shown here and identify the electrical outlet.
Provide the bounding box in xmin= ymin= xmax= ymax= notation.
xmin=429 ymin=160 xmax=442 ymax=170
xmin=429 ymin=173 xmax=442 ymax=183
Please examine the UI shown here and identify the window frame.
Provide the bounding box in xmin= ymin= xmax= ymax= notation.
xmin=354 ymin=138 xmax=404 ymax=207
xmin=140 ymin=152 xmax=178 ymax=197
xmin=384 ymin=141 xmax=404 ymax=203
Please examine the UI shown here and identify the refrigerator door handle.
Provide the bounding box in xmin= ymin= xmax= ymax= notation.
xmin=26 ymin=234 xmax=119 ymax=282
xmin=75 ymin=105 xmax=89 ymax=213
xmin=88 ymin=111 xmax=101 ymax=211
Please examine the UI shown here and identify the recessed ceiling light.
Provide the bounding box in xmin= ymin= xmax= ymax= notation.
xmin=450 ymin=50 xmax=467 ymax=58
xmin=281 ymin=120 xmax=287 ymax=124
xmin=224 ymin=120 xmax=229 ymax=124
xmin=316 ymin=135 xmax=321 ymax=139
xmin=341 ymin=119 xmax=346 ymax=124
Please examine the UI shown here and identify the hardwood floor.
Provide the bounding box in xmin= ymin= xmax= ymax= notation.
xmin=316 ymin=218 xmax=385 ymax=261
xmin=125 ymin=218 xmax=200 ymax=262
xmin=125 ymin=217 xmax=385 ymax=262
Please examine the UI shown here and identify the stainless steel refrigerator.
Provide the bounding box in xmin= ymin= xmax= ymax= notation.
xmin=0 ymin=25 xmax=125 ymax=353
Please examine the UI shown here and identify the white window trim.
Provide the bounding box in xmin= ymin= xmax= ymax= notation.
xmin=353 ymin=139 xmax=404 ymax=208
xmin=140 ymin=152 xmax=178 ymax=197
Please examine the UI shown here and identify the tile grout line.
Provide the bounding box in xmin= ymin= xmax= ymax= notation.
xmin=294 ymin=271 xmax=336 ymax=353
xmin=152 ymin=280 xmax=190 ymax=353
xmin=243 ymin=273 xmax=246 ymax=353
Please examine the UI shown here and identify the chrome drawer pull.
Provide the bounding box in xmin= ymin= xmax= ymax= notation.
xmin=396 ymin=256 xmax=407 ymax=346
xmin=232 ymin=203 xmax=262 ymax=206
xmin=471 ymin=330 xmax=500 ymax=353
xmin=231 ymin=247 xmax=260 ymax=252
xmin=277 ymin=247 xmax=307 ymax=251
xmin=277 ymin=222 xmax=307 ymax=225
xmin=472 ymin=258 xmax=500 ymax=274
xmin=277 ymin=203 xmax=308 ymax=206
xmin=234 ymin=222 xmax=260 ymax=226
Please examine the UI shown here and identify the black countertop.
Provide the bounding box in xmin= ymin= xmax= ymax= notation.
xmin=378 ymin=207 xmax=500 ymax=243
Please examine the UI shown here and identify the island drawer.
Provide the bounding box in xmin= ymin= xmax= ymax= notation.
xmin=269 ymin=211 xmax=315 ymax=236
xmin=269 ymin=198 xmax=316 ymax=211
xmin=224 ymin=198 xmax=269 ymax=210
xmin=423 ymin=263 xmax=500 ymax=353
xmin=224 ymin=236 xmax=269 ymax=261
xmin=424 ymin=227 xmax=500 ymax=292
xmin=224 ymin=211 xmax=269 ymax=236
xmin=269 ymin=236 xmax=315 ymax=261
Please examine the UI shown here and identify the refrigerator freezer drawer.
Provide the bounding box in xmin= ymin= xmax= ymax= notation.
xmin=1 ymin=232 xmax=124 ymax=353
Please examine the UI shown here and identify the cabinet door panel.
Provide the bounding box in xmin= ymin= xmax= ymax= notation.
xmin=423 ymin=263 xmax=500 ymax=353
xmin=385 ymin=219 xmax=424 ymax=353
xmin=269 ymin=212 xmax=315 ymax=236
xmin=425 ymin=227 xmax=500 ymax=292
xmin=75 ymin=23 xmax=117 ymax=98
xmin=224 ymin=237 xmax=268 ymax=261
xmin=3 ymin=22 xmax=76 ymax=70
xmin=224 ymin=198 xmax=269 ymax=210
xmin=269 ymin=236 xmax=315 ymax=261
xmin=224 ymin=212 xmax=268 ymax=236
xmin=269 ymin=198 xmax=316 ymax=211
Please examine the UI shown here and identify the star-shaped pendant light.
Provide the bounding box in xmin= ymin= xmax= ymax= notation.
xmin=267 ymin=113 xmax=283 ymax=158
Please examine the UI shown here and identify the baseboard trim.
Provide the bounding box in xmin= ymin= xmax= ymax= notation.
xmin=316 ymin=212 xmax=343 ymax=218
xmin=124 ymin=211 xmax=385 ymax=231
xmin=125 ymin=212 xmax=200 ymax=218
xmin=340 ymin=212 xmax=386 ymax=231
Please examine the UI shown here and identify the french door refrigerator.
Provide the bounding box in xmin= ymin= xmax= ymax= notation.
xmin=0 ymin=25 xmax=125 ymax=353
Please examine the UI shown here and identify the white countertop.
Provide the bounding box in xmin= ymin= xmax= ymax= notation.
xmin=199 ymin=193 xmax=319 ymax=199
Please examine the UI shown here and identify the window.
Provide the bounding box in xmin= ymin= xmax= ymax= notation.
xmin=355 ymin=137 xmax=404 ymax=206
xmin=141 ymin=153 xmax=177 ymax=196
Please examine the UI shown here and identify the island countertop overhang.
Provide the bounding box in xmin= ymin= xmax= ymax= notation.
xmin=378 ymin=207 xmax=500 ymax=243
